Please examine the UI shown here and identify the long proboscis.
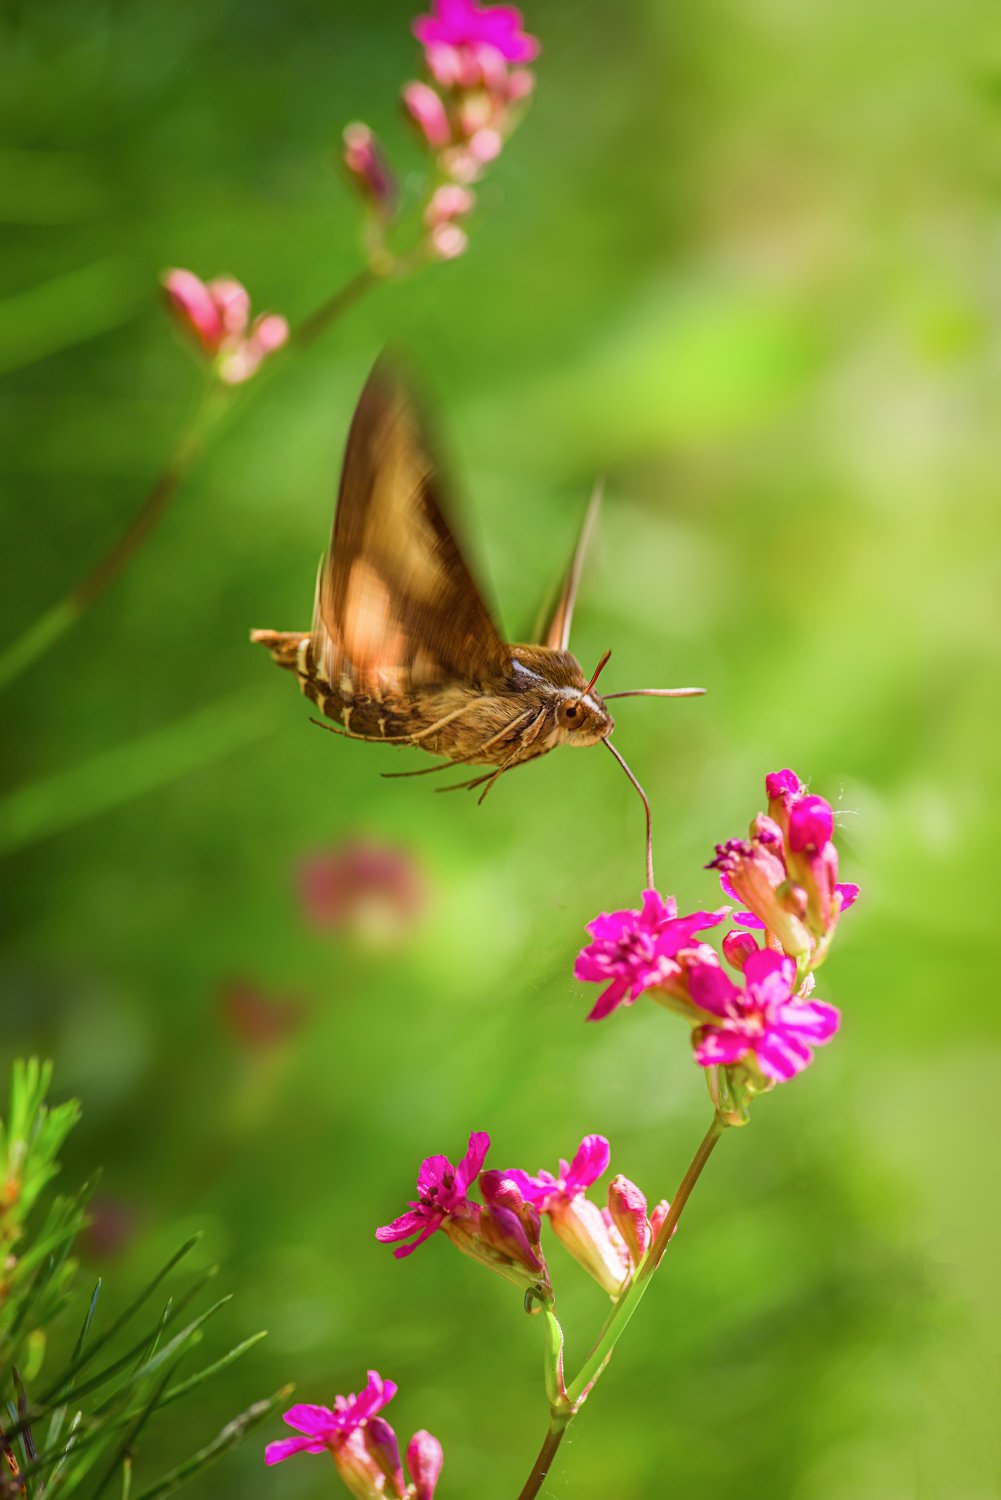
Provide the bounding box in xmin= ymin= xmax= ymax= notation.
xmin=604 ymin=738 xmax=655 ymax=889
xmin=603 ymin=687 xmax=706 ymax=699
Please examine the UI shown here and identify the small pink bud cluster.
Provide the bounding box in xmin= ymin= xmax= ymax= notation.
xmin=344 ymin=1 xmax=538 ymax=266
xmin=376 ymin=1132 xmax=550 ymax=1299
xmin=575 ymin=770 xmax=859 ymax=1096
xmin=266 ymin=1371 xmax=442 ymax=1500
xmin=505 ymin=1136 xmax=668 ymax=1298
xmin=406 ymin=1 xmax=538 ymax=258
xmin=161 ymin=269 xmax=287 ymax=384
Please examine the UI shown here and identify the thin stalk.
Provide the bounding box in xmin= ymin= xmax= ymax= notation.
xmin=292 ymin=266 xmax=381 ymax=349
xmin=515 ymin=1115 xmax=726 ymax=1500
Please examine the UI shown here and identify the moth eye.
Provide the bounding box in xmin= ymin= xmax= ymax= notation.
xmin=564 ymin=704 xmax=579 ymax=721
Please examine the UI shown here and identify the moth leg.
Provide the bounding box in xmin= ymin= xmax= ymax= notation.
xmin=382 ymin=710 xmax=535 ymax=780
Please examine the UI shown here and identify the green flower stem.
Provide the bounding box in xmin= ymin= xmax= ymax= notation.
xmin=292 ymin=265 xmax=382 ymax=349
xmin=516 ymin=1115 xmax=726 ymax=1500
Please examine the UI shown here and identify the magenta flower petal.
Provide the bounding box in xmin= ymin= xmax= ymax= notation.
xmin=351 ymin=1372 xmax=398 ymax=1423
xmin=743 ymin=949 xmax=797 ymax=1008
xmin=375 ymin=1208 xmax=436 ymax=1243
xmin=265 ymin=1435 xmax=324 ymax=1465
xmin=775 ymin=999 xmax=841 ymax=1040
xmin=413 ymin=0 xmax=539 ymax=62
xmin=585 ymin=975 xmax=630 ymax=1021
xmin=391 ymin=1216 xmax=444 ymax=1258
xmin=563 ymin=1134 xmax=610 ymax=1193
xmin=455 ymin=1131 xmax=490 ymax=1193
xmin=765 ymin=768 xmax=801 ymax=799
xmin=653 ymin=908 xmax=727 ymax=958
xmin=282 ymin=1404 xmax=339 ymax=1436
xmin=755 ymin=1030 xmax=813 ymax=1081
xmin=694 ymin=1027 xmax=752 ymax=1068
xmin=688 ymin=961 xmax=740 ymax=1018
xmin=837 ymin=882 xmax=860 ymax=910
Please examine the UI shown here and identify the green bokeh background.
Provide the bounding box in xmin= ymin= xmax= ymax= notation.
xmin=3 ymin=1 xmax=999 ymax=1496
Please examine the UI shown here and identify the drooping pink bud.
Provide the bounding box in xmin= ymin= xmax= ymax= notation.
xmin=607 ymin=1175 xmax=651 ymax=1265
xmin=343 ymin=123 xmax=397 ymax=215
xmin=722 ymin=930 xmax=758 ymax=973
xmin=406 ymin=1430 xmax=444 ymax=1500
xmin=402 ymin=81 xmax=452 ymax=148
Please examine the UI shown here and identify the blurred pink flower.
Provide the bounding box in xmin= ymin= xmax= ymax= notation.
xmin=218 ymin=980 xmax=308 ymax=1050
xmin=689 ymin=948 xmax=840 ymax=1083
xmin=265 ymin=1371 xmax=396 ymax=1466
xmin=574 ymin=889 xmax=726 ymax=1021
xmin=403 ymin=81 xmax=452 ymax=148
xmin=162 ymin=269 xmax=287 ymax=384
xmin=413 ymin=0 xmax=540 ymax=63
xmin=298 ymin=839 xmax=425 ymax=943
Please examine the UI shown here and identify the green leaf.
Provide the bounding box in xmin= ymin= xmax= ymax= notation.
xmin=132 ymin=1386 xmax=293 ymax=1500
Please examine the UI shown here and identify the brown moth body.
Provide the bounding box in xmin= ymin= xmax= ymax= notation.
xmin=252 ymin=357 xmax=702 ymax=864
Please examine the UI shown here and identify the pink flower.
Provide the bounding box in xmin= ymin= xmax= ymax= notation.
xmin=376 ymin=1131 xmax=489 ymax=1257
xmin=574 ymin=889 xmax=726 ymax=1021
xmin=298 ymin=840 xmax=425 ymax=944
xmin=376 ymin=1133 xmax=549 ymax=1292
xmin=265 ymin=1371 xmax=396 ymax=1466
xmin=161 ymin=269 xmax=287 ymax=384
xmin=413 ymin=0 xmax=540 ymax=64
xmin=689 ymin=949 xmax=840 ymax=1084
xmin=505 ymin=1135 xmax=628 ymax=1296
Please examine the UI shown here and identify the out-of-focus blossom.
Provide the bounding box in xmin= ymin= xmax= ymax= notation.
xmin=81 ymin=1194 xmax=141 ymax=1261
xmin=265 ymin=1375 xmax=443 ymax=1500
xmin=298 ymin=839 xmax=426 ymax=945
xmin=574 ymin=889 xmax=726 ymax=1022
xmin=689 ymin=949 xmax=840 ymax=1084
xmin=403 ymin=82 xmax=453 ymax=148
xmin=343 ymin=123 xmax=397 ymax=216
xmin=413 ymin=0 xmax=540 ymax=63
xmin=376 ymin=1132 xmax=549 ymax=1295
xmin=218 ymin=980 xmax=308 ymax=1050
xmin=161 ymin=269 xmax=288 ymax=384
xmin=710 ymin=769 xmax=858 ymax=966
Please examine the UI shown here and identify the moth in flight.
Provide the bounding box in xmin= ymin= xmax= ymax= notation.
xmin=252 ymin=359 xmax=703 ymax=882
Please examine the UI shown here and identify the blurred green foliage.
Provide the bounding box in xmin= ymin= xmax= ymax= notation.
xmin=2 ymin=1 xmax=998 ymax=1497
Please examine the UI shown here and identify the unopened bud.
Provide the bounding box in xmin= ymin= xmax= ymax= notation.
xmin=722 ymin=930 xmax=758 ymax=972
xmin=343 ymin=123 xmax=396 ymax=215
xmin=428 ymin=222 xmax=469 ymax=260
xmin=649 ymin=1199 xmax=671 ymax=1239
xmin=363 ymin=1418 xmax=404 ymax=1498
xmin=788 ymin=794 xmax=835 ymax=853
xmin=607 ymin=1175 xmax=650 ymax=1265
xmin=402 ymin=81 xmax=452 ymax=149
xmin=406 ymin=1430 xmax=444 ymax=1500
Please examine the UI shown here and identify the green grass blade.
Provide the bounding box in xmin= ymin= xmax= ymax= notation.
xmin=132 ymin=1386 xmax=293 ymax=1500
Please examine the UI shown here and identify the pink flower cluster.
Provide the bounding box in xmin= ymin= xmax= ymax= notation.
xmin=161 ymin=269 xmax=288 ymax=384
xmin=266 ymin=1372 xmax=442 ymax=1500
xmin=376 ymin=1131 xmax=550 ymax=1297
xmin=376 ymin=1131 xmax=661 ymax=1301
xmin=574 ymin=770 xmax=858 ymax=1089
xmin=344 ymin=0 xmax=539 ymax=261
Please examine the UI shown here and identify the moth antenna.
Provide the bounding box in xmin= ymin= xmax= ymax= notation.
xmin=603 ymin=739 xmax=655 ymax=889
xmin=603 ymin=687 xmax=705 ymax=700
xmin=571 ymin=648 xmax=613 ymax=709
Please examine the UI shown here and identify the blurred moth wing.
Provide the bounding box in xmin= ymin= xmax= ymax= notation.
xmin=252 ymin=358 xmax=704 ymax=877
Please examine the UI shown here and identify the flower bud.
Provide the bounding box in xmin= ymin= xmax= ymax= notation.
xmin=363 ymin=1418 xmax=404 ymax=1498
xmin=425 ymin=184 xmax=475 ymax=228
xmin=443 ymin=1174 xmax=550 ymax=1296
xmin=162 ymin=268 xmax=226 ymax=353
xmin=722 ymin=930 xmax=758 ymax=972
xmin=428 ymin=222 xmax=469 ymax=260
xmin=406 ymin=1430 xmax=444 ymax=1500
xmin=788 ymin=794 xmax=834 ymax=853
xmin=343 ymin=123 xmax=396 ymax=216
xmin=402 ymin=81 xmax=452 ymax=148
xmin=649 ymin=1199 xmax=671 ymax=1239
xmin=607 ymin=1175 xmax=650 ymax=1265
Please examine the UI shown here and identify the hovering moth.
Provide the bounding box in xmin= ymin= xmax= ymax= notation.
xmin=252 ymin=358 xmax=703 ymax=881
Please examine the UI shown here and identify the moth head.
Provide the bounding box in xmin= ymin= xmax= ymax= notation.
xmin=554 ymin=649 xmax=614 ymax=746
xmin=555 ymin=691 xmax=614 ymax=745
